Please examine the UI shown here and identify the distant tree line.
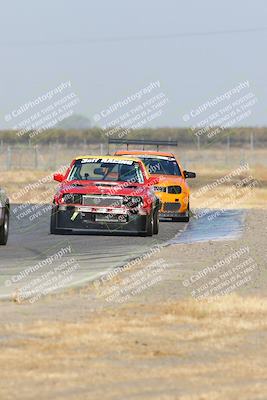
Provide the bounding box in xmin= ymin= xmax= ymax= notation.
xmin=0 ymin=127 xmax=266 ymax=147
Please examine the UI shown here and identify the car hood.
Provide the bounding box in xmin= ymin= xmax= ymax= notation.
xmin=152 ymin=175 xmax=186 ymax=186
xmin=58 ymin=180 xmax=150 ymax=197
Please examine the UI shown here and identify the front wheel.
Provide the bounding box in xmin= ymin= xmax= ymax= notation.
xmin=153 ymin=209 xmax=159 ymax=234
xmin=50 ymin=206 xmax=64 ymax=235
xmin=0 ymin=207 xmax=9 ymax=245
xmin=141 ymin=211 xmax=153 ymax=237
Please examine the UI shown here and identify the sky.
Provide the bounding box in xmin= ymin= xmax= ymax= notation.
xmin=0 ymin=0 xmax=267 ymax=129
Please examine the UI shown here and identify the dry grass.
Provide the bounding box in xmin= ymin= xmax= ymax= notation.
xmin=0 ymin=170 xmax=56 ymax=203
xmin=1 ymin=294 xmax=267 ymax=400
xmin=191 ymin=187 xmax=267 ymax=209
xmin=188 ymin=164 xmax=267 ymax=209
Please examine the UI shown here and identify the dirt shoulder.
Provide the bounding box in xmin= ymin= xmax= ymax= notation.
xmin=0 ymin=208 xmax=267 ymax=400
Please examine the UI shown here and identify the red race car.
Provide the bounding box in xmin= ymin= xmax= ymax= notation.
xmin=50 ymin=155 xmax=161 ymax=236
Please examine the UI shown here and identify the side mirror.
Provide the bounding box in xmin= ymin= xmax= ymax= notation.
xmin=147 ymin=176 xmax=160 ymax=186
xmin=184 ymin=171 xmax=196 ymax=179
xmin=53 ymin=173 xmax=64 ymax=182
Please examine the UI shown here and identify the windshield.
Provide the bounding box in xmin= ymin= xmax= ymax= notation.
xmin=68 ymin=158 xmax=144 ymax=183
xmin=137 ymin=156 xmax=181 ymax=176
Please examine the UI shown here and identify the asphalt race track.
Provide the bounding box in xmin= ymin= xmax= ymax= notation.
xmin=0 ymin=205 xmax=244 ymax=299
xmin=0 ymin=204 xmax=187 ymax=298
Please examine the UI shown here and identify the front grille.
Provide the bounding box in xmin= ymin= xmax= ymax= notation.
xmin=167 ymin=186 xmax=181 ymax=194
xmin=164 ymin=202 xmax=181 ymax=212
xmin=82 ymin=195 xmax=122 ymax=207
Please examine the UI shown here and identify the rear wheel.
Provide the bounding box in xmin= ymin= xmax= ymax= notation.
xmin=0 ymin=206 xmax=9 ymax=245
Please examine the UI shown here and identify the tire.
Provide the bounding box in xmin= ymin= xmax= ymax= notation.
xmin=0 ymin=206 xmax=9 ymax=245
xmin=50 ymin=206 xmax=63 ymax=235
xmin=141 ymin=211 xmax=153 ymax=237
xmin=153 ymin=209 xmax=159 ymax=234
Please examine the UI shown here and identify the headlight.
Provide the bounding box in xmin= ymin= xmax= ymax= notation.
xmin=63 ymin=193 xmax=82 ymax=204
xmin=123 ymin=196 xmax=143 ymax=207
xmin=167 ymin=186 xmax=182 ymax=194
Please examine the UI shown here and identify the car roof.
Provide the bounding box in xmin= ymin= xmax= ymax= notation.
xmin=74 ymin=155 xmax=142 ymax=163
xmin=115 ymin=150 xmax=175 ymax=157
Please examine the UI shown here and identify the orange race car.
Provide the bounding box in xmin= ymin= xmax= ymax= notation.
xmin=114 ymin=150 xmax=196 ymax=222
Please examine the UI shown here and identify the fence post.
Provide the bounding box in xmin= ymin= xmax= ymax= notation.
xmin=250 ymin=132 xmax=254 ymax=151
xmin=6 ymin=146 xmax=11 ymax=170
xmin=34 ymin=145 xmax=38 ymax=169
xmin=226 ymin=133 xmax=230 ymax=164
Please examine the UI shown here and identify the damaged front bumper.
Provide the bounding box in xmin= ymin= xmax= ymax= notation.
xmin=54 ymin=205 xmax=149 ymax=234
